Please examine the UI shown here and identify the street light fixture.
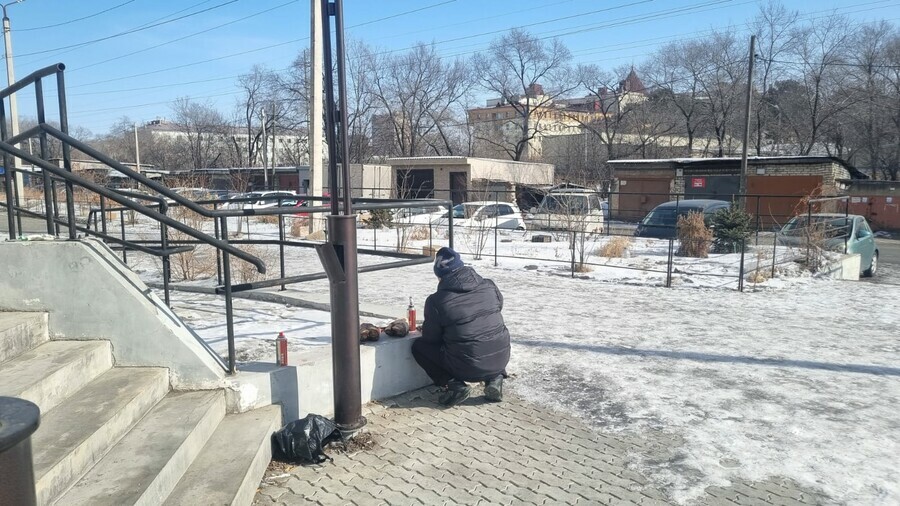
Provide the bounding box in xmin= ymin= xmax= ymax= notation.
xmin=2 ymin=0 xmax=26 ymax=204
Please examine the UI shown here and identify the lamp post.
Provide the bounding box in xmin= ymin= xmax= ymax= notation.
xmin=3 ymin=0 xmax=25 ymax=204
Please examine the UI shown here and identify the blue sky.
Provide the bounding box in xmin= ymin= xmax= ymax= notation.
xmin=5 ymin=0 xmax=898 ymax=135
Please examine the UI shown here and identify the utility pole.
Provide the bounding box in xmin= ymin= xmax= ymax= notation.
xmin=261 ymin=109 xmax=269 ymax=190
xmin=309 ymin=0 xmax=324 ymax=233
xmin=133 ymin=124 xmax=141 ymax=175
xmin=738 ymin=35 xmax=756 ymax=206
xmin=3 ymin=0 xmax=25 ymax=208
xmin=271 ymin=102 xmax=277 ymax=190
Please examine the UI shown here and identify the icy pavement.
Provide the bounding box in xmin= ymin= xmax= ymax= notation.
xmin=159 ymin=246 xmax=899 ymax=504
xmin=340 ymin=259 xmax=900 ymax=505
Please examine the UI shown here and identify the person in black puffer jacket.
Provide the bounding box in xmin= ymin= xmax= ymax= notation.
xmin=412 ymin=247 xmax=510 ymax=407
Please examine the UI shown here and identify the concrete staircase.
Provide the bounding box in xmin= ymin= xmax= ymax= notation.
xmin=0 ymin=311 xmax=280 ymax=506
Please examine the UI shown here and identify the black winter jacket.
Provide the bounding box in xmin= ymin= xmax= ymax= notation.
xmin=420 ymin=266 xmax=510 ymax=382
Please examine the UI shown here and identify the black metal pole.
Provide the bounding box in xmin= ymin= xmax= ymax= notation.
xmin=221 ymin=216 xmax=236 ymax=375
xmin=56 ymin=70 xmax=77 ymax=240
xmin=35 ymin=79 xmax=54 ymax=235
xmin=320 ymin=0 xmax=364 ymax=434
xmin=214 ymin=202 xmax=222 ymax=286
xmin=160 ymin=201 xmax=171 ymax=307
xmin=771 ymin=231 xmax=778 ymax=278
xmin=119 ymin=210 xmax=127 ymax=263
xmin=1 ymin=99 xmax=15 ymax=239
xmin=738 ymin=239 xmax=746 ymax=292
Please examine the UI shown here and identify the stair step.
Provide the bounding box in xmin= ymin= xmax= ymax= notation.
xmin=0 ymin=312 xmax=49 ymax=364
xmin=33 ymin=367 xmax=170 ymax=505
xmin=165 ymin=405 xmax=281 ymax=506
xmin=54 ymin=390 xmax=225 ymax=506
xmin=0 ymin=340 xmax=112 ymax=413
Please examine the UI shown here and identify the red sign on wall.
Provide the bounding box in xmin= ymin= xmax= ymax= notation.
xmin=691 ymin=177 xmax=706 ymax=189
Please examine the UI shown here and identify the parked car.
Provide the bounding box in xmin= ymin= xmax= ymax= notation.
xmin=634 ymin=199 xmax=731 ymax=239
xmin=432 ymin=201 xmax=527 ymax=231
xmin=393 ymin=205 xmax=449 ymax=225
xmin=228 ymin=191 xmax=298 ymax=210
xmin=525 ymin=188 xmax=608 ymax=234
xmin=776 ymin=213 xmax=878 ymax=277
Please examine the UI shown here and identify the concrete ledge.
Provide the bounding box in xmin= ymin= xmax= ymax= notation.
xmin=822 ymin=253 xmax=861 ymax=281
xmin=0 ymin=238 xmax=224 ymax=388
xmin=225 ymin=333 xmax=430 ymax=421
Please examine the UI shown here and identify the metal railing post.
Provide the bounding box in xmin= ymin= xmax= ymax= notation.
xmin=213 ymin=202 xmax=222 ymax=286
xmin=34 ymin=77 xmax=55 ymax=235
xmin=119 ymin=210 xmax=127 ymax=263
xmin=99 ymin=195 xmax=108 ymax=236
xmin=56 ymin=70 xmax=77 ymax=240
xmin=160 ymin=201 xmax=171 ymax=307
xmin=278 ymin=199 xmax=286 ymax=291
xmin=220 ymin=216 xmax=236 ymax=375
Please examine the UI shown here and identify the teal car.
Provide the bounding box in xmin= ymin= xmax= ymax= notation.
xmin=777 ymin=213 xmax=879 ymax=277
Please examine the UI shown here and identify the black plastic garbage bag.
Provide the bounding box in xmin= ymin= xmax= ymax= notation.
xmin=273 ymin=414 xmax=342 ymax=464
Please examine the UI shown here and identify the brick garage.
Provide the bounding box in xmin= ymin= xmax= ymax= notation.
xmin=843 ymin=180 xmax=900 ymax=231
xmin=608 ymin=156 xmax=866 ymax=224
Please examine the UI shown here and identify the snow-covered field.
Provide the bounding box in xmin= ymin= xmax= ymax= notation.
xmin=120 ymin=214 xmax=900 ymax=504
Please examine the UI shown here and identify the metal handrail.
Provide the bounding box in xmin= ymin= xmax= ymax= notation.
xmin=0 ymin=133 xmax=266 ymax=273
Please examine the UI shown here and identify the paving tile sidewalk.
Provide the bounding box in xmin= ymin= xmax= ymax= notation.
xmin=254 ymin=388 xmax=827 ymax=505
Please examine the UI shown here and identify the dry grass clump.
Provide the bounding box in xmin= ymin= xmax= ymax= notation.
xmin=289 ymin=218 xmax=307 ymax=237
xmin=307 ymin=230 xmax=327 ymax=241
xmin=235 ymin=243 xmax=277 ymax=284
xmin=596 ymin=236 xmax=632 ymax=258
xmin=408 ymin=226 xmax=429 ymax=241
xmin=747 ymin=270 xmax=771 ymax=284
xmin=574 ymin=263 xmax=593 ymax=273
xmin=676 ymin=212 xmax=712 ymax=258
xmin=255 ymin=215 xmax=280 ymax=225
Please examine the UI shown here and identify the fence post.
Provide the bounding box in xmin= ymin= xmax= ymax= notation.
xmin=160 ymin=202 xmax=171 ymax=307
xmin=220 ymin=216 xmax=236 ymax=375
xmin=771 ymin=230 xmax=777 ymax=278
xmin=738 ymin=238 xmax=746 ymax=292
xmin=755 ymin=195 xmax=761 ymax=246
xmin=806 ymin=201 xmax=812 ymax=265
xmin=278 ymin=198 xmax=286 ymax=291
xmin=570 ymin=231 xmax=576 ymax=278
xmin=666 ymin=238 xmax=674 ymax=288
xmin=494 ymin=191 xmax=498 ymax=267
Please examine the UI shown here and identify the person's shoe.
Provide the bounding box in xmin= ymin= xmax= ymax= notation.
xmin=484 ymin=375 xmax=503 ymax=403
xmin=438 ymin=379 xmax=470 ymax=407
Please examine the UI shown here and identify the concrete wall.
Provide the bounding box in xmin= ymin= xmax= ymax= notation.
xmin=225 ymin=334 xmax=431 ymax=421
xmin=0 ymin=239 xmax=224 ymax=388
xmin=469 ymin=158 xmax=554 ymax=186
xmin=822 ymin=253 xmax=861 ymax=281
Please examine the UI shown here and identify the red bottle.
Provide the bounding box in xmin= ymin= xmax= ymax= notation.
xmin=275 ymin=332 xmax=288 ymax=366
xmin=407 ymin=297 xmax=417 ymax=332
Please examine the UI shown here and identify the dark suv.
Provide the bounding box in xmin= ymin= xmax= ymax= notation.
xmin=634 ymin=199 xmax=731 ymax=239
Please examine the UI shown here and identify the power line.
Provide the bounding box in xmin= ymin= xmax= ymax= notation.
xmin=13 ymin=0 xmax=138 ymax=32
xmin=757 ymin=56 xmax=900 ymax=70
xmin=74 ymin=1 xmax=298 ymax=72
xmin=13 ymin=0 xmax=241 ymax=59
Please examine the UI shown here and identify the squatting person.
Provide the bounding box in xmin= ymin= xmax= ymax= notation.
xmin=412 ymin=247 xmax=511 ymax=407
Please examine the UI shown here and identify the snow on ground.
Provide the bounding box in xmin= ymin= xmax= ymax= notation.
xmin=123 ymin=214 xmax=900 ymax=504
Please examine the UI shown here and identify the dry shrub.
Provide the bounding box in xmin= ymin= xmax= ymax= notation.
xmin=409 ymin=226 xmax=429 ymax=241
xmin=307 ymin=230 xmax=326 ymax=241
xmin=676 ymin=212 xmax=712 ymax=258
xmin=574 ymin=263 xmax=593 ymax=273
xmin=168 ymin=206 xmax=217 ymax=280
xmin=255 ymin=215 xmax=279 ymax=225
xmin=289 ymin=217 xmax=307 ymax=237
xmin=747 ymin=269 xmax=771 ymax=284
xmin=235 ymin=243 xmax=277 ymax=284
xmin=596 ymin=236 xmax=632 ymax=258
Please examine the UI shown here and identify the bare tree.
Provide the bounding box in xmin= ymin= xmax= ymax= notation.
xmin=171 ymin=98 xmax=229 ymax=170
xmin=785 ymin=14 xmax=858 ymax=155
xmin=752 ymin=1 xmax=801 ymax=155
xmin=695 ymin=31 xmax=748 ymax=156
xmin=570 ymin=64 xmax=639 ymax=166
xmin=368 ymin=43 xmax=471 ymax=157
xmin=472 ymin=28 xmax=576 ymax=161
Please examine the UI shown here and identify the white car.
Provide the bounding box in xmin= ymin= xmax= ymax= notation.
xmin=525 ymin=189 xmax=608 ymax=234
xmin=393 ymin=205 xmax=448 ymax=225
xmin=432 ymin=201 xmax=527 ymax=231
xmin=229 ymin=191 xmax=299 ymax=210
